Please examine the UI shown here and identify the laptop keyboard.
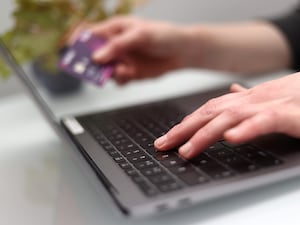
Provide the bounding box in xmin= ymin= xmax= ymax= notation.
xmin=78 ymin=103 xmax=283 ymax=197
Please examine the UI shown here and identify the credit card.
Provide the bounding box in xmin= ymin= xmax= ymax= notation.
xmin=58 ymin=31 xmax=114 ymax=86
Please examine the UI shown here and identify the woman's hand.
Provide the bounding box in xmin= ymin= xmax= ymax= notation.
xmin=68 ymin=17 xmax=291 ymax=84
xmin=154 ymin=72 xmax=300 ymax=159
xmin=83 ymin=17 xmax=191 ymax=84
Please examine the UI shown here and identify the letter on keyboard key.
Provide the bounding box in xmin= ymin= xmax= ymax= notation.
xmin=160 ymin=158 xmax=186 ymax=168
xmin=135 ymin=160 xmax=157 ymax=169
xmin=141 ymin=166 xmax=164 ymax=176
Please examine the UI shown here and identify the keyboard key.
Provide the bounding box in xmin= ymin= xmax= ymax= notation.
xmin=95 ymin=136 xmax=108 ymax=146
xmin=144 ymin=147 xmax=157 ymax=155
xmin=205 ymin=142 xmax=225 ymax=152
xmin=131 ymin=175 xmax=158 ymax=196
xmin=222 ymin=141 xmax=244 ymax=148
xmin=191 ymin=154 xmax=214 ymax=167
xmin=214 ymin=153 xmax=258 ymax=173
xmin=150 ymin=127 xmax=167 ymax=138
xmin=160 ymin=157 xmax=186 ymax=168
xmin=140 ymin=166 xmax=165 ymax=177
xmin=132 ymin=175 xmax=146 ymax=183
xmin=208 ymin=148 xmax=233 ymax=158
xmin=107 ymin=150 xmax=120 ymax=157
xmin=122 ymin=148 xmax=142 ymax=157
xmin=138 ymin=182 xmax=158 ymax=197
xmin=156 ymin=181 xmax=182 ymax=192
xmin=153 ymin=151 xmax=177 ymax=161
xmin=200 ymin=163 xmax=234 ymax=179
xmin=124 ymin=168 xmax=138 ymax=177
xmin=117 ymin=143 xmax=136 ymax=152
xmin=169 ymin=164 xmax=196 ymax=174
xmin=234 ymin=145 xmax=282 ymax=167
xmin=118 ymin=162 xmax=131 ymax=170
xmin=127 ymin=153 xmax=150 ymax=163
xmin=136 ymin=136 xmax=156 ymax=149
xmin=113 ymin=138 xmax=130 ymax=148
xmin=149 ymin=174 xmax=174 ymax=184
xmin=100 ymin=143 xmax=115 ymax=152
xmin=178 ymin=171 xmax=209 ymax=186
xmin=113 ymin=156 xmax=125 ymax=163
xmin=135 ymin=160 xmax=158 ymax=170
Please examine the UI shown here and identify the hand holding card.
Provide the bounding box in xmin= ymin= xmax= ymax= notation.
xmin=59 ymin=31 xmax=114 ymax=86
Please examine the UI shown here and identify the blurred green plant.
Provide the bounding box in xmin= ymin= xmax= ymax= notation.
xmin=0 ymin=0 xmax=147 ymax=78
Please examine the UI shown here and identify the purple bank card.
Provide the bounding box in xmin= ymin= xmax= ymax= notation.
xmin=59 ymin=31 xmax=114 ymax=86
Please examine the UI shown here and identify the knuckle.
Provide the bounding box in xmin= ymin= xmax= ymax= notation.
xmin=182 ymin=114 xmax=192 ymax=122
xmin=263 ymin=109 xmax=280 ymax=121
xmin=134 ymin=26 xmax=150 ymax=39
xmin=201 ymin=98 xmax=219 ymax=116
xmin=224 ymin=106 xmax=241 ymax=117
xmin=262 ymin=109 xmax=281 ymax=131
xmin=245 ymin=118 xmax=258 ymax=130
xmin=247 ymin=109 xmax=280 ymax=134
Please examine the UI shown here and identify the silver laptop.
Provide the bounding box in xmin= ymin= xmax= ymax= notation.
xmin=1 ymin=39 xmax=300 ymax=218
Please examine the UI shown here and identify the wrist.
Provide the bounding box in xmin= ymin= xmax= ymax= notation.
xmin=180 ymin=25 xmax=217 ymax=69
xmin=180 ymin=22 xmax=292 ymax=74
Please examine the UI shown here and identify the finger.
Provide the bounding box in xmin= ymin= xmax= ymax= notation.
xmin=188 ymin=91 xmax=244 ymax=117
xmin=166 ymin=100 xmax=280 ymax=159
xmin=90 ymin=17 xmax=133 ymax=38
xmin=93 ymin=28 xmax=148 ymax=63
xmin=230 ymin=83 xmax=248 ymax=93
xmin=154 ymin=92 xmax=246 ymax=151
xmin=224 ymin=97 xmax=300 ymax=142
xmin=178 ymin=106 xmax=251 ymax=159
xmin=224 ymin=109 xmax=281 ymax=143
xmin=181 ymin=90 xmax=247 ymax=123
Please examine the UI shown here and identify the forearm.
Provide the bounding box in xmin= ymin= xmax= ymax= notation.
xmin=181 ymin=21 xmax=292 ymax=75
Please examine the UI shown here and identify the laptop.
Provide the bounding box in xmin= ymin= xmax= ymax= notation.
xmin=1 ymin=39 xmax=300 ymax=218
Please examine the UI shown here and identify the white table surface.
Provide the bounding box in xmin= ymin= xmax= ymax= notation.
xmin=1 ymin=70 xmax=300 ymax=225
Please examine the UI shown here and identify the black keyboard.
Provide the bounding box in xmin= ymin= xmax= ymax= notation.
xmin=78 ymin=103 xmax=283 ymax=197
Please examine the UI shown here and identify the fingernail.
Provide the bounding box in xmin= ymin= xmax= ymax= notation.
xmin=179 ymin=142 xmax=193 ymax=157
xmin=154 ymin=135 xmax=167 ymax=148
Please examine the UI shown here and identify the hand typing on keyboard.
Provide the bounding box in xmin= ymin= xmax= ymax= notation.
xmin=83 ymin=102 xmax=283 ymax=195
xmin=155 ymin=74 xmax=300 ymax=159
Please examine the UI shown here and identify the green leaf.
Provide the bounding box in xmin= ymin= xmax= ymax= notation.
xmin=1 ymin=0 xmax=148 ymax=79
xmin=0 ymin=59 xmax=11 ymax=79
